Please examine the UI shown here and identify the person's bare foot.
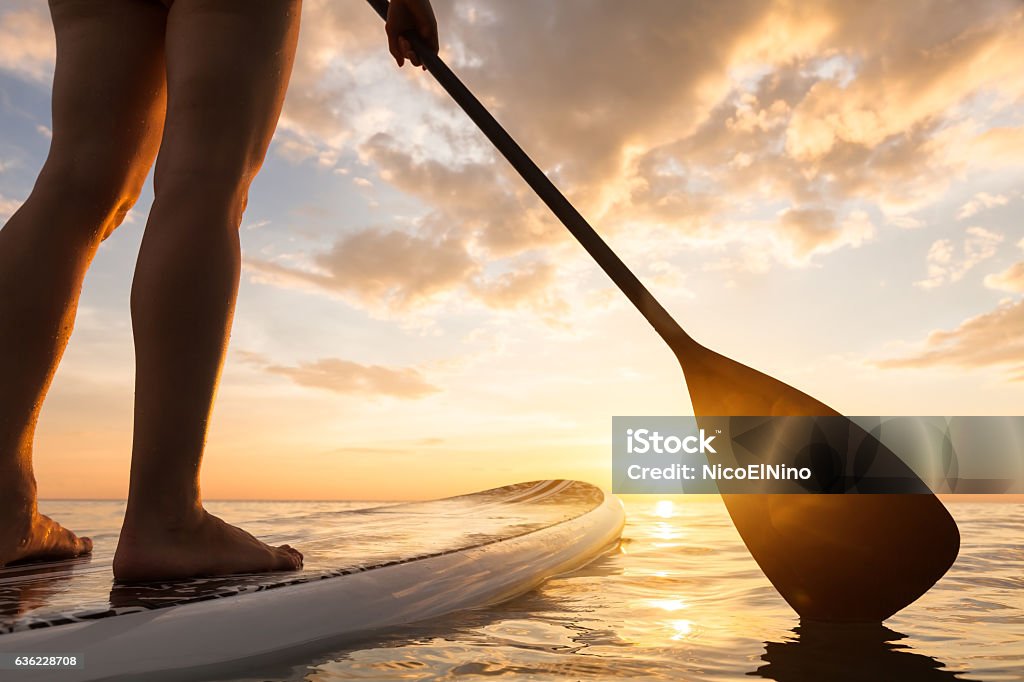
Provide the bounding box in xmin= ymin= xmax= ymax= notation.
xmin=113 ymin=508 xmax=302 ymax=583
xmin=0 ymin=489 xmax=93 ymax=567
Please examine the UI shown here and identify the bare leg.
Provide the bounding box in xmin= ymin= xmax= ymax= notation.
xmin=0 ymin=0 xmax=168 ymax=567
xmin=113 ymin=0 xmax=303 ymax=582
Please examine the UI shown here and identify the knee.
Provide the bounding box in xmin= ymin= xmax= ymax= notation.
xmin=34 ymin=157 xmax=146 ymax=239
xmin=152 ymin=164 xmax=254 ymax=230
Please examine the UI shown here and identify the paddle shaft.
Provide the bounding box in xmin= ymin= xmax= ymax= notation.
xmin=366 ymin=0 xmax=692 ymax=350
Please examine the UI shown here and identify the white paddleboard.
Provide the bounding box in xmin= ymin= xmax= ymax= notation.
xmin=0 ymin=480 xmax=624 ymax=681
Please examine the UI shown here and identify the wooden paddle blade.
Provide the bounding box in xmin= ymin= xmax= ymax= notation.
xmin=676 ymin=342 xmax=842 ymax=417
xmin=676 ymin=343 xmax=960 ymax=622
xmin=725 ymin=494 xmax=958 ymax=622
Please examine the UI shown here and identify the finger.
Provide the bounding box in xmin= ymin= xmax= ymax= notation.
xmin=385 ymin=15 xmax=403 ymax=66
xmin=386 ymin=23 xmax=404 ymax=66
xmin=399 ymin=36 xmax=418 ymax=66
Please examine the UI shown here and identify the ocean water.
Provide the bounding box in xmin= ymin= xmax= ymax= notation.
xmin=27 ymin=498 xmax=1024 ymax=681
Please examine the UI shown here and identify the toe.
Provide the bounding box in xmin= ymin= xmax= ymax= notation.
xmin=278 ymin=545 xmax=303 ymax=569
xmin=78 ymin=536 xmax=93 ymax=556
xmin=49 ymin=518 xmax=86 ymax=557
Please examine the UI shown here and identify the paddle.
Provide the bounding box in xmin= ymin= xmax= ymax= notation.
xmin=365 ymin=0 xmax=959 ymax=622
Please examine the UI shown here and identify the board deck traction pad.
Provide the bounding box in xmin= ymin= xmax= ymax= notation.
xmin=0 ymin=480 xmax=606 ymax=635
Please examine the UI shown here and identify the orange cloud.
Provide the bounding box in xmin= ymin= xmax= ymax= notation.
xmin=986 ymin=263 xmax=1024 ymax=294
xmin=245 ymin=227 xmax=567 ymax=316
xmin=984 ymin=238 xmax=1024 ymax=293
xmin=958 ymin=192 xmax=1009 ymax=220
xmin=877 ymin=298 xmax=1024 ymax=374
xmin=261 ymin=0 xmax=1024 ymax=291
xmin=915 ymin=227 xmax=1003 ymax=290
xmin=359 ymin=133 xmax=562 ymax=255
xmin=0 ymin=8 xmax=54 ymax=83
xmin=266 ymin=357 xmax=440 ymax=398
xmin=0 ymin=193 xmax=20 ymax=221
xmin=777 ymin=207 xmax=874 ymax=259
xmin=247 ymin=228 xmax=478 ymax=309
xmin=274 ymin=0 xmax=381 ymax=154
xmin=786 ymin=4 xmax=1024 ymax=160
xmin=968 ymin=126 xmax=1024 ymax=167
xmin=467 ymin=260 xmax=567 ymax=315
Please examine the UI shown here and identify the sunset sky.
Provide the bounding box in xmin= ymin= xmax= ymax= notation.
xmin=1 ymin=0 xmax=1022 ymax=500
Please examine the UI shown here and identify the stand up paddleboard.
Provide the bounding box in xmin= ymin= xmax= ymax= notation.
xmin=0 ymin=480 xmax=624 ymax=682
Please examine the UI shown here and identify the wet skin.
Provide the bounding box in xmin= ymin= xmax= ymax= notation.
xmin=0 ymin=0 xmax=307 ymax=580
xmin=0 ymin=0 xmax=437 ymax=581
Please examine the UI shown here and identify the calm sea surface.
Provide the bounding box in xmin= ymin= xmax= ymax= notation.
xmin=35 ymin=498 xmax=1024 ymax=682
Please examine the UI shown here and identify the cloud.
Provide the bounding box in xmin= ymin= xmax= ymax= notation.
xmin=246 ymin=226 xmax=567 ymax=317
xmin=468 ymin=260 xmax=567 ymax=315
xmin=965 ymin=126 xmax=1024 ymax=167
xmin=265 ymin=357 xmax=440 ymax=398
xmin=786 ymin=2 xmax=1024 ymax=162
xmin=249 ymin=130 xmax=571 ymax=317
xmin=609 ymin=146 xmax=723 ymax=233
xmin=984 ymin=238 xmax=1024 ymax=293
xmin=274 ymin=0 xmax=381 ymax=155
xmin=985 ymin=262 xmax=1024 ymax=293
xmin=449 ymin=1 xmax=788 ymax=192
xmin=247 ymin=228 xmax=478 ymax=309
xmin=259 ymin=0 xmax=1024 ymax=294
xmin=915 ymin=227 xmax=1003 ymax=289
xmin=877 ymin=298 xmax=1024 ymax=374
xmin=0 ymin=194 xmax=20 ymax=221
xmin=359 ymin=133 xmax=561 ymax=255
xmin=957 ymin=192 xmax=1009 ymax=220
xmin=777 ymin=207 xmax=874 ymax=259
xmin=0 ymin=8 xmax=54 ymax=84
xmin=589 ymin=1 xmax=1021 ymax=272
xmin=888 ymin=214 xmax=924 ymax=230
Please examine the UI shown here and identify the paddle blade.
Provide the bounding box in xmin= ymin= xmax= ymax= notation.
xmin=676 ymin=343 xmax=960 ymax=622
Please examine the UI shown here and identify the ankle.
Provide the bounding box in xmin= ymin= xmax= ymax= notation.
xmin=0 ymin=463 xmax=37 ymax=509
xmin=0 ymin=480 xmax=37 ymax=546
xmin=122 ymin=497 xmax=205 ymax=534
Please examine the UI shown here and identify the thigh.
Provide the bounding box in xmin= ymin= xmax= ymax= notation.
xmin=154 ymin=0 xmax=301 ymax=190
xmin=45 ymin=0 xmax=168 ymax=195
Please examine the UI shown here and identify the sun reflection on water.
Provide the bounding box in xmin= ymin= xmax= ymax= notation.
xmin=648 ymin=598 xmax=688 ymax=612
xmin=669 ymin=619 xmax=694 ymax=640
